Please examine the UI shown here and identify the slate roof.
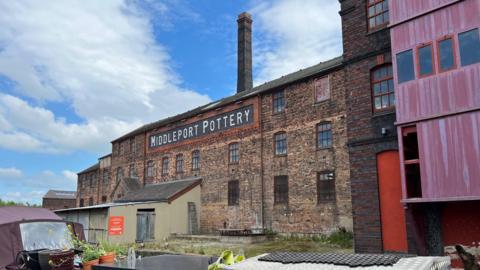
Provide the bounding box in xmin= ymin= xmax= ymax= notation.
xmin=77 ymin=163 xmax=99 ymax=174
xmin=114 ymin=177 xmax=202 ymax=203
xmin=43 ymin=190 xmax=77 ymax=199
xmin=112 ymin=56 xmax=343 ymax=143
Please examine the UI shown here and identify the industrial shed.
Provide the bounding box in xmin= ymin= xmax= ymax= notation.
xmin=56 ymin=178 xmax=201 ymax=244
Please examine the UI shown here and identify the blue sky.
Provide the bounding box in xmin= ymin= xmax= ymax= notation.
xmin=0 ymin=0 xmax=342 ymax=204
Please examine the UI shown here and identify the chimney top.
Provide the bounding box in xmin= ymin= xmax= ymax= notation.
xmin=236 ymin=12 xmax=253 ymax=94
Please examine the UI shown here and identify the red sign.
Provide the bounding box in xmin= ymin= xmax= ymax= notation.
xmin=108 ymin=216 xmax=124 ymax=235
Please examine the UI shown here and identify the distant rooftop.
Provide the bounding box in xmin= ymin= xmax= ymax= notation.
xmin=43 ymin=190 xmax=77 ymax=199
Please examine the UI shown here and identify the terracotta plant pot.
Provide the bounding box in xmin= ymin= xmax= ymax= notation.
xmin=99 ymin=252 xmax=116 ymax=264
xmin=82 ymin=259 xmax=99 ymax=270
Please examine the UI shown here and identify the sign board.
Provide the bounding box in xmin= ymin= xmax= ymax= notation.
xmin=108 ymin=216 xmax=124 ymax=235
xmin=315 ymin=76 xmax=330 ymax=103
xmin=149 ymin=105 xmax=254 ymax=149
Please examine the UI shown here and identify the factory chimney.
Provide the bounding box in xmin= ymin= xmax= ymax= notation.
xmin=237 ymin=12 xmax=253 ymax=93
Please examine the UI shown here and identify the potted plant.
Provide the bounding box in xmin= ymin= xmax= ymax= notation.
xmin=99 ymin=241 xmax=118 ymax=264
xmin=81 ymin=244 xmax=101 ymax=270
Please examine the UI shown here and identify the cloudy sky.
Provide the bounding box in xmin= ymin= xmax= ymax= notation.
xmin=0 ymin=0 xmax=342 ymax=204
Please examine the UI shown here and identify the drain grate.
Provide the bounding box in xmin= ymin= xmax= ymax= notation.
xmin=258 ymin=252 xmax=412 ymax=267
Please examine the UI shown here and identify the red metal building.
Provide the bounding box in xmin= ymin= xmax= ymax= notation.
xmin=390 ymin=0 xmax=480 ymax=264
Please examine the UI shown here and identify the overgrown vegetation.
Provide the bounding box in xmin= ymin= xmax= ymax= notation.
xmin=141 ymin=229 xmax=353 ymax=258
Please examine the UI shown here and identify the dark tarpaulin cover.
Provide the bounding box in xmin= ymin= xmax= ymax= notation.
xmin=0 ymin=206 xmax=83 ymax=270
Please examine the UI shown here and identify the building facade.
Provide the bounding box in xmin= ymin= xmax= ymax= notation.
xmin=77 ymin=12 xmax=354 ymax=235
xmin=390 ymin=0 xmax=480 ymax=264
xmin=42 ymin=190 xmax=76 ymax=210
xmin=339 ymin=0 xmax=407 ymax=254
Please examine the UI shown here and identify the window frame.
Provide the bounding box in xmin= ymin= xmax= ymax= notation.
xmin=229 ymin=143 xmax=239 ymax=164
xmin=274 ymin=132 xmax=287 ymax=156
xmin=366 ymin=0 xmax=389 ymax=32
xmin=416 ymin=42 xmax=436 ymax=78
xmin=161 ymin=157 xmax=169 ymax=176
xmin=146 ymin=160 xmax=155 ymax=178
xmin=274 ymin=175 xmax=289 ymax=205
xmin=371 ymin=64 xmax=395 ymax=112
xmin=227 ymin=180 xmax=240 ymax=206
xmin=458 ymin=28 xmax=480 ymax=67
xmin=130 ymin=138 xmax=136 ymax=155
xmin=272 ymin=90 xmax=285 ymax=113
xmin=103 ymin=170 xmax=109 ymax=186
xmin=396 ymin=49 xmax=416 ymax=84
xmin=176 ymin=154 xmax=184 ymax=174
xmin=436 ymin=35 xmax=457 ymax=73
xmin=129 ymin=164 xmax=136 ymax=178
xmin=316 ymin=122 xmax=333 ymax=149
xmin=314 ymin=75 xmax=331 ymax=103
xmin=192 ymin=150 xmax=200 ymax=171
xmin=317 ymin=171 xmax=336 ymax=203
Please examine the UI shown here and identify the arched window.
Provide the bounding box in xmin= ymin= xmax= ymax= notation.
xmin=274 ymin=132 xmax=287 ymax=156
xmin=146 ymin=160 xmax=155 ymax=177
xmin=372 ymin=64 xmax=395 ymax=111
xmin=192 ymin=150 xmax=200 ymax=170
xmin=176 ymin=154 xmax=184 ymax=173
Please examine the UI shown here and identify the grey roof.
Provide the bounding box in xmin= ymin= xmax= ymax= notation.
xmin=115 ymin=177 xmax=202 ymax=203
xmin=112 ymin=56 xmax=343 ymax=143
xmin=78 ymin=163 xmax=99 ymax=175
xmin=109 ymin=177 xmax=142 ymax=199
xmin=43 ymin=190 xmax=77 ymax=199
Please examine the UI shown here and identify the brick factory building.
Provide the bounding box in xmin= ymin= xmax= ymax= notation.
xmin=42 ymin=190 xmax=77 ymax=211
xmin=75 ymin=0 xmax=407 ymax=249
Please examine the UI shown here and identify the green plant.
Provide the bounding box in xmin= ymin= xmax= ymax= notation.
xmin=82 ymin=244 xmax=102 ymax=263
xmin=208 ymin=250 xmax=245 ymax=270
xmin=99 ymin=241 xmax=127 ymax=255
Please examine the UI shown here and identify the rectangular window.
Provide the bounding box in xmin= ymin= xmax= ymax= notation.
xmin=273 ymin=90 xmax=285 ymax=113
xmin=88 ymin=197 xmax=93 ymax=206
xmin=101 ymin=196 xmax=107 ymax=203
xmin=192 ymin=150 xmax=200 ymax=170
xmin=228 ymin=180 xmax=239 ymax=206
xmin=229 ymin=143 xmax=239 ymax=164
xmin=317 ymin=122 xmax=333 ymax=149
xmin=130 ymin=138 xmax=136 ymax=154
xmin=162 ymin=158 xmax=169 ymax=176
xmin=274 ymin=132 xmax=287 ymax=155
xmin=274 ymin=176 xmax=288 ymax=205
xmin=367 ymin=0 xmax=389 ymax=31
xmin=372 ymin=65 xmax=395 ymax=111
xmin=103 ymin=170 xmax=109 ymax=185
xmin=120 ymin=142 xmax=125 ymax=155
xmin=146 ymin=161 xmax=154 ymax=177
xmin=315 ymin=76 xmax=330 ymax=102
xmin=317 ymin=171 xmax=336 ymax=203
xmin=418 ymin=44 xmax=434 ymax=76
xmin=79 ymin=199 xmax=84 ymax=207
xmin=437 ymin=37 xmax=456 ymax=71
xmin=129 ymin=164 xmax=136 ymax=178
xmin=396 ymin=49 xmax=415 ymax=83
xmin=459 ymin=28 xmax=480 ymax=66
xmin=116 ymin=168 xmax=123 ymax=182
xmin=176 ymin=154 xmax=184 ymax=173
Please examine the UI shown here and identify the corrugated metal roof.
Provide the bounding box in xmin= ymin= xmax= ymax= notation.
xmin=112 ymin=56 xmax=343 ymax=143
xmin=115 ymin=177 xmax=201 ymax=203
xmin=54 ymin=201 xmax=161 ymax=213
xmin=43 ymin=190 xmax=76 ymax=199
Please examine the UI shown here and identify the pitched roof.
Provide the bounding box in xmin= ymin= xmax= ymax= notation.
xmin=115 ymin=177 xmax=201 ymax=203
xmin=110 ymin=176 xmax=143 ymax=199
xmin=112 ymin=56 xmax=343 ymax=143
xmin=43 ymin=190 xmax=76 ymax=199
xmin=78 ymin=163 xmax=99 ymax=175
xmin=0 ymin=206 xmax=61 ymax=225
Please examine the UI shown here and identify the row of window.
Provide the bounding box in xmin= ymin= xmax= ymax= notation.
xmin=397 ymin=28 xmax=480 ymax=84
xmin=227 ymin=173 xmax=336 ymax=206
xmin=79 ymin=171 xmax=109 ymax=189
xmin=114 ymin=137 xmax=138 ymax=156
xmin=273 ymin=123 xmax=333 ymax=155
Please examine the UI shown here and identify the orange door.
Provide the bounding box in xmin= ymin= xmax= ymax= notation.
xmin=377 ymin=151 xmax=408 ymax=252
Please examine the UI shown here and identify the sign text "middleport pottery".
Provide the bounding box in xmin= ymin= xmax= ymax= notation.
xmin=149 ymin=105 xmax=254 ymax=148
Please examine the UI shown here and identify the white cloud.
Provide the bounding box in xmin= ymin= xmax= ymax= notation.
xmin=0 ymin=167 xmax=23 ymax=179
xmin=250 ymin=0 xmax=343 ymax=84
xmin=0 ymin=0 xmax=211 ymax=154
xmin=2 ymin=190 xmax=45 ymax=204
xmin=62 ymin=170 xmax=77 ymax=183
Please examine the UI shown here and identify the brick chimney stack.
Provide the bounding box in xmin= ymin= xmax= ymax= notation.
xmin=237 ymin=12 xmax=253 ymax=93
